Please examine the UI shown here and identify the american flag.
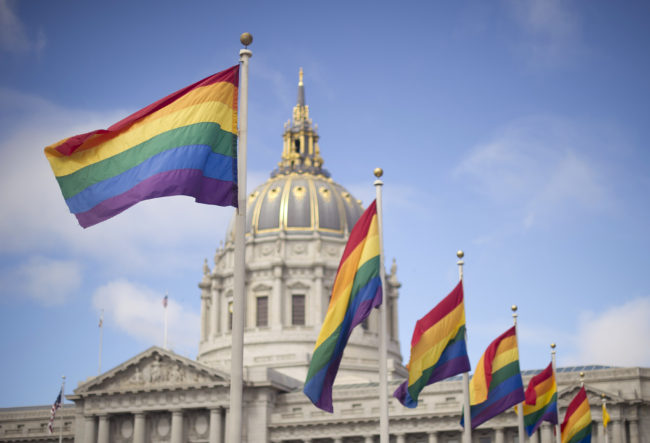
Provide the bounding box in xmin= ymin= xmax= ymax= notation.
xmin=48 ymin=389 xmax=62 ymax=434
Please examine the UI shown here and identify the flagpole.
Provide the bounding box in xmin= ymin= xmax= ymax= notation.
xmin=551 ymin=343 xmax=561 ymax=443
xmin=512 ymin=305 xmax=526 ymax=443
xmin=458 ymin=251 xmax=472 ymax=443
xmin=230 ymin=32 xmax=252 ymax=443
xmin=163 ymin=292 xmax=168 ymax=350
xmin=602 ymin=394 xmax=609 ymax=443
xmin=98 ymin=309 xmax=104 ymax=375
xmin=59 ymin=375 xmax=65 ymax=443
xmin=374 ymin=168 xmax=390 ymax=443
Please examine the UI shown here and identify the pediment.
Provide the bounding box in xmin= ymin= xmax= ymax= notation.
xmin=558 ymin=384 xmax=624 ymax=405
xmin=286 ymin=281 xmax=310 ymax=290
xmin=75 ymin=347 xmax=229 ymax=395
xmin=252 ymin=283 xmax=273 ymax=293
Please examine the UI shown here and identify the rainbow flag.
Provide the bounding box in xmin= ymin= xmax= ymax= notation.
xmin=393 ymin=281 xmax=470 ymax=408
xmin=561 ymin=387 xmax=592 ymax=443
xmin=303 ymin=200 xmax=382 ymax=412
xmin=463 ymin=326 xmax=525 ymax=429
xmin=44 ymin=65 xmax=239 ymax=228
xmin=523 ymin=362 xmax=558 ymax=436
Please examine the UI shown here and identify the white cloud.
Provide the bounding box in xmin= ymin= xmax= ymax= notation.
xmin=504 ymin=0 xmax=580 ymax=67
xmin=454 ymin=116 xmax=611 ymax=229
xmin=0 ymin=256 xmax=82 ymax=305
xmin=569 ymin=297 xmax=650 ymax=367
xmin=92 ymin=279 xmax=199 ymax=353
xmin=0 ymin=0 xmax=46 ymax=54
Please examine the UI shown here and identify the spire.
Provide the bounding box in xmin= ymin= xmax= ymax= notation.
xmin=272 ymin=68 xmax=329 ymax=178
xmin=297 ymin=67 xmax=305 ymax=106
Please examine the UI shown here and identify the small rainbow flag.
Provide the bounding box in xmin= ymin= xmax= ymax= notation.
xmin=44 ymin=65 xmax=239 ymax=228
xmin=561 ymin=386 xmax=592 ymax=443
xmin=523 ymin=361 xmax=558 ymax=436
xmin=303 ymin=200 xmax=382 ymax=412
xmin=464 ymin=325 xmax=525 ymax=429
xmin=393 ymin=281 xmax=470 ymax=408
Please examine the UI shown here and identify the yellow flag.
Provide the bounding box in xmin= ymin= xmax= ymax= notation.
xmin=602 ymin=403 xmax=611 ymax=428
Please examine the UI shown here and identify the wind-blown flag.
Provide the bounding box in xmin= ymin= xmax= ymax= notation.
xmin=523 ymin=362 xmax=558 ymax=436
xmin=602 ymin=402 xmax=610 ymax=429
xmin=44 ymin=65 xmax=239 ymax=228
xmin=393 ymin=281 xmax=470 ymax=408
xmin=304 ymin=200 xmax=382 ymax=412
xmin=48 ymin=389 xmax=62 ymax=434
xmin=463 ymin=326 xmax=525 ymax=429
xmin=561 ymin=387 xmax=592 ymax=443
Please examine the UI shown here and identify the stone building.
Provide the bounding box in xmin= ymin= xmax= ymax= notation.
xmin=1 ymin=71 xmax=648 ymax=443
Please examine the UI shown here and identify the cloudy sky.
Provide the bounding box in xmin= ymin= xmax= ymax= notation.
xmin=1 ymin=0 xmax=649 ymax=407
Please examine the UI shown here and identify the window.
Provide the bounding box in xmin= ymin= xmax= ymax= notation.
xmin=256 ymin=296 xmax=268 ymax=327
xmin=292 ymin=294 xmax=305 ymax=325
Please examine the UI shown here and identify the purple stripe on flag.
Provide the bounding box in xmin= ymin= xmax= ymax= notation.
xmin=75 ymin=169 xmax=237 ymax=228
xmin=472 ymin=390 xmax=525 ymax=429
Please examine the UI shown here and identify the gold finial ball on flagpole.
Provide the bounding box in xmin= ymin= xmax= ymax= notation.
xmin=602 ymin=393 xmax=606 ymax=399
xmin=511 ymin=304 xmax=518 ymax=312
xmin=374 ymin=167 xmax=383 ymax=178
xmin=457 ymin=250 xmax=464 ymax=259
xmin=240 ymin=33 xmax=253 ymax=47
xmin=580 ymin=371 xmax=585 ymax=378
xmin=551 ymin=343 xmax=556 ymax=349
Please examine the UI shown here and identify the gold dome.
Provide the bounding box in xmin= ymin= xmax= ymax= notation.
xmin=227 ymin=68 xmax=364 ymax=240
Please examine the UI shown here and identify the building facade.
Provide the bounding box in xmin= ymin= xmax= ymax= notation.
xmin=1 ymin=71 xmax=649 ymax=443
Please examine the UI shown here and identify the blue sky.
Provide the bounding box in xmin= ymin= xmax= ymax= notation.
xmin=1 ymin=0 xmax=649 ymax=407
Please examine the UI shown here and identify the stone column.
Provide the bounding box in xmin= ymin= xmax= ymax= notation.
xmin=390 ymin=291 xmax=399 ymax=340
xmin=429 ymin=431 xmax=439 ymax=443
xmin=365 ymin=435 xmax=375 ymax=443
xmin=83 ymin=416 xmax=97 ymax=443
xmin=333 ymin=437 xmax=343 ymax=443
xmin=272 ymin=265 xmax=283 ymax=330
xmin=97 ymin=415 xmax=109 ymax=443
xmin=133 ymin=412 xmax=146 ymax=443
xmin=313 ymin=264 xmax=323 ymax=325
xmin=200 ymin=291 xmax=209 ymax=342
xmin=495 ymin=427 xmax=505 ymax=443
xmin=396 ymin=434 xmax=406 ymax=443
xmin=224 ymin=408 xmax=230 ymax=443
xmin=211 ymin=281 xmax=221 ymax=338
xmin=171 ymin=410 xmax=184 ymax=443
xmin=529 ymin=428 xmax=540 ymax=443
xmin=209 ymin=408 xmax=223 ymax=443
xmin=540 ymin=423 xmax=553 ymax=443
xmin=611 ymin=419 xmax=623 ymax=443
xmin=628 ymin=419 xmax=639 ymax=443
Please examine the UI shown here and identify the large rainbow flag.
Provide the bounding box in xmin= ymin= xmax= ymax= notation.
xmin=303 ymin=200 xmax=382 ymax=412
xmin=561 ymin=387 xmax=592 ymax=443
xmin=464 ymin=325 xmax=525 ymax=429
xmin=523 ymin=361 xmax=558 ymax=436
xmin=44 ymin=65 xmax=239 ymax=228
xmin=393 ymin=281 xmax=470 ymax=408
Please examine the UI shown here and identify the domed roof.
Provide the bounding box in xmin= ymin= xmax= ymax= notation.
xmin=245 ymin=174 xmax=363 ymax=237
xmin=229 ymin=68 xmax=364 ymax=239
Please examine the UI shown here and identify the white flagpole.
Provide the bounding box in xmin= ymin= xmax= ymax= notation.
xmin=98 ymin=309 xmax=104 ymax=375
xmin=551 ymin=343 xmax=561 ymax=443
xmin=229 ymin=32 xmax=252 ymax=443
xmin=163 ymin=292 xmax=169 ymax=350
xmin=458 ymin=251 xmax=472 ymax=443
xmin=602 ymin=394 xmax=609 ymax=443
xmin=59 ymin=375 xmax=65 ymax=443
xmin=374 ymin=168 xmax=389 ymax=443
xmin=512 ymin=305 xmax=526 ymax=442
